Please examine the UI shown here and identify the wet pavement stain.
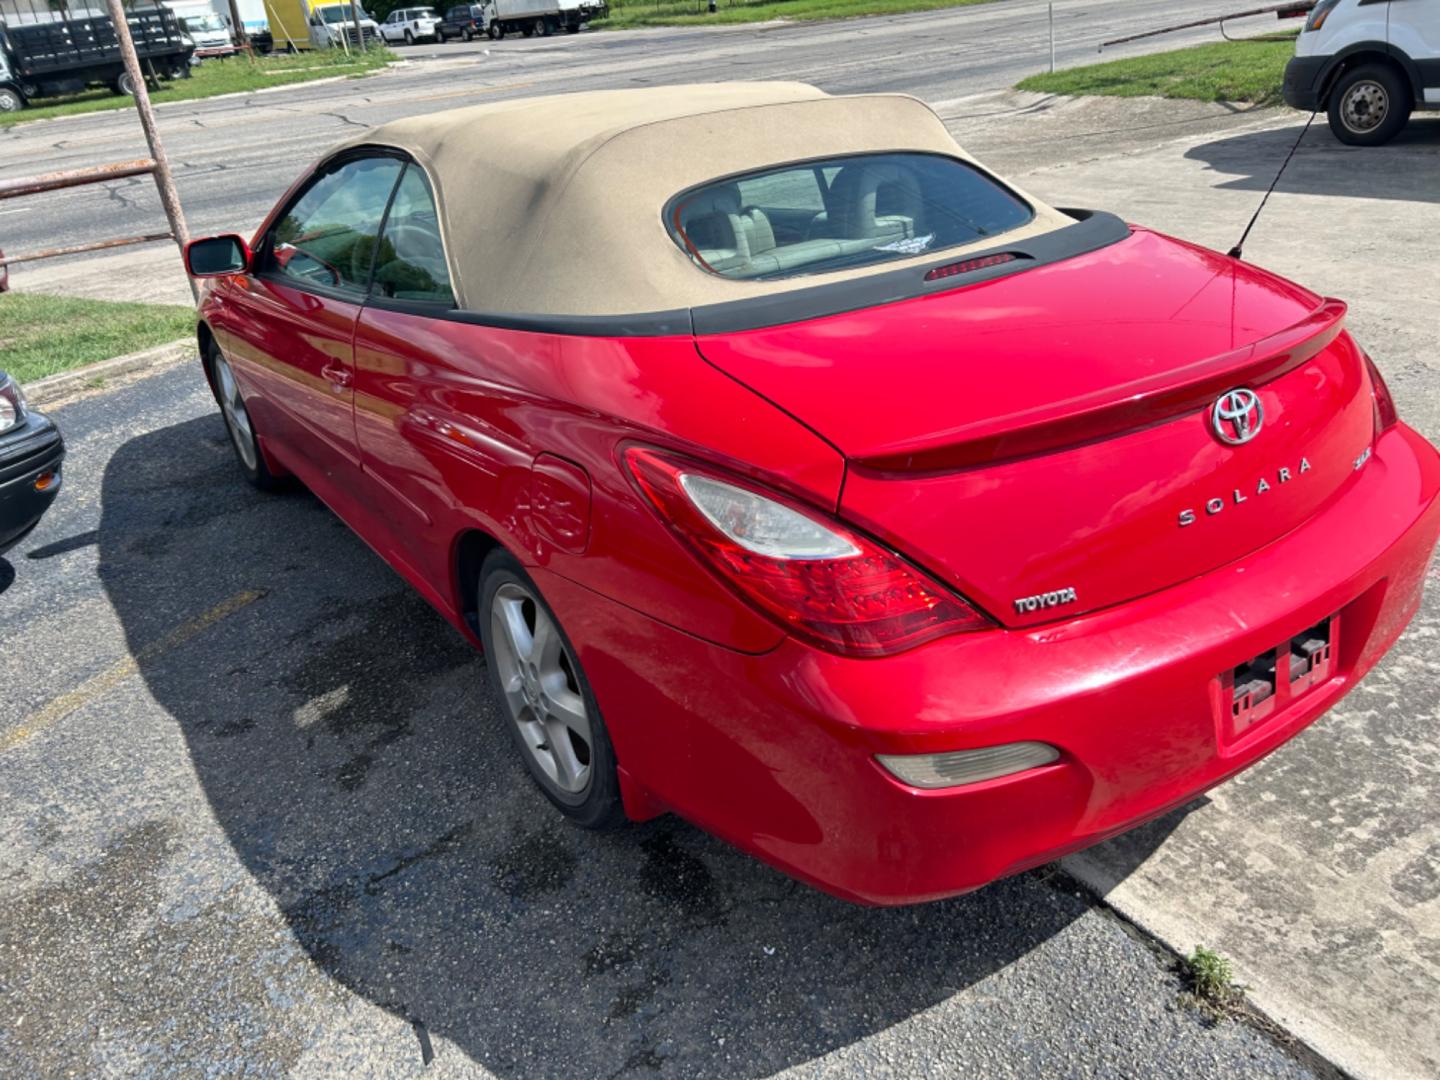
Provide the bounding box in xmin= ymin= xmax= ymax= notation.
xmin=639 ymin=831 xmax=724 ymax=925
xmin=491 ymin=825 xmax=579 ymax=900
xmin=280 ymin=588 xmax=475 ymax=789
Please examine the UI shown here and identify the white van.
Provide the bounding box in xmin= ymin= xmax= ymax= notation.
xmin=1283 ymin=0 xmax=1440 ymax=145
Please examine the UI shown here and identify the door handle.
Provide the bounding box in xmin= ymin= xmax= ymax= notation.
xmin=321 ymin=362 xmax=353 ymax=391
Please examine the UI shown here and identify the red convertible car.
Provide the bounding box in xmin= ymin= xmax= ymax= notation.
xmin=186 ymin=83 xmax=1440 ymax=904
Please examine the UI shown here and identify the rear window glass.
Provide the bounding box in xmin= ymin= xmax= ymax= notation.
xmin=666 ymin=153 xmax=1034 ymax=281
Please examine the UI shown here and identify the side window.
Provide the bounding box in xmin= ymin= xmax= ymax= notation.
xmin=267 ymin=155 xmax=404 ymax=297
xmin=371 ymin=164 xmax=455 ymax=304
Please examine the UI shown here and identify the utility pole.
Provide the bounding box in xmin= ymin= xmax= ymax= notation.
xmin=102 ymin=0 xmax=195 ymax=301
xmin=350 ymin=0 xmax=367 ymax=52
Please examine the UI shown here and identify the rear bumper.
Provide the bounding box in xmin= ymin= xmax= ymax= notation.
xmin=0 ymin=413 xmax=65 ymax=555
xmin=1284 ymin=55 xmax=1329 ymax=111
xmin=544 ymin=422 xmax=1440 ymax=905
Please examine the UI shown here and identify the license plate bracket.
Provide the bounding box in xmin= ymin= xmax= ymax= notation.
xmin=1221 ymin=614 xmax=1336 ymax=745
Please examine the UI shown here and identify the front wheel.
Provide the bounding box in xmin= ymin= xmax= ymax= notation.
xmin=0 ymin=87 xmax=24 ymax=112
xmin=1327 ymin=63 xmax=1409 ymax=147
xmin=207 ymin=344 xmax=286 ymax=491
xmin=479 ymin=550 xmax=626 ymax=829
xmin=463 ymin=27 xmax=473 ymax=40
xmin=112 ymin=70 xmax=135 ymax=96
xmin=488 ymin=21 xmax=502 ymax=39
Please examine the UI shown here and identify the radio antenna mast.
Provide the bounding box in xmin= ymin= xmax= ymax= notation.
xmin=1228 ymin=109 xmax=1318 ymax=260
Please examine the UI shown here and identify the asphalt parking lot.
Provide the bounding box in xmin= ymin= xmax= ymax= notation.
xmin=3 ymin=4 xmax=1440 ymax=1076
xmin=0 ymin=368 xmax=1332 ymax=1077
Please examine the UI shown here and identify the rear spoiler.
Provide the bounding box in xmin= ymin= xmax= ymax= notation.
xmin=853 ymin=297 xmax=1348 ymax=475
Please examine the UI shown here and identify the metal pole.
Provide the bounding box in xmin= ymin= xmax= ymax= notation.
xmin=226 ymin=0 xmax=248 ymax=50
xmin=1048 ymin=2 xmax=1055 ymax=73
xmin=350 ymin=0 xmax=367 ymax=52
xmin=101 ymin=0 xmax=196 ymax=301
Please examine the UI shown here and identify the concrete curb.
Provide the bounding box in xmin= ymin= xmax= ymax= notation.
xmin=22 ymin=339 xmax=195 ymax=406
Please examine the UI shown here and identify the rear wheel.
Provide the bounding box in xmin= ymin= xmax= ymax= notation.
xmin=207 ymin=343 xmax=285 ymax=491
xmin=479 ymin=550 xmax=626 ymax=829
xmin=404 ymin=28 xmax=414 ymax=43
xmin=1327 ymin=63 xmax=1409 ymax=147
xmin=112 ymin=70 xmax=135 ymax=96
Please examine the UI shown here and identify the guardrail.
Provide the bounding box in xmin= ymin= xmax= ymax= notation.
xmin=0 ymin=159 xmax=177 ymax=270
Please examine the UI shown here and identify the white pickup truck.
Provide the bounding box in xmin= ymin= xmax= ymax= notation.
xmin=1283 ymin=0 xmax=1440 ymax=145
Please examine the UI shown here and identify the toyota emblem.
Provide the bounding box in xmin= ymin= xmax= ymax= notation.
xmin=1212 ymin=388 xmax=1263 ymax=446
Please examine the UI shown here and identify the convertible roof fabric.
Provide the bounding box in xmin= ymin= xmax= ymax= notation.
xmin=336 ymin=82 xmax=1074 ymax=316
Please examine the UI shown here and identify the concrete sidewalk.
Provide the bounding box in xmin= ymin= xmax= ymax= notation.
xmin=951 ymin=91 xmax=1440 ymax=1080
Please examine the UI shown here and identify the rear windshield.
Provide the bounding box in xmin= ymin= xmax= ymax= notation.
xmin=666 ymin=152 xmax=1034 ymax=281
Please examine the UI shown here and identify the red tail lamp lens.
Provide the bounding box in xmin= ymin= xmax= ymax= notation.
xmin=623 ymin=447 xmax=992 ymax=657
xmin=1364 ymin=355 xmax=1399 ymax=433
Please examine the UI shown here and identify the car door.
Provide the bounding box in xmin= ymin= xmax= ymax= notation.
xmin=1391 ymin=0 xmax=1440 ymax=105
xmin=350 ymin=161 xmax=472 ymax=599
xmin=223 ymin=151 xmax=405 ymax=507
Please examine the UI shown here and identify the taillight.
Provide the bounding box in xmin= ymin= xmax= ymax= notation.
xmin=623 ymin=446 xmax=992 ymax=657
xmin=1364 ymin=355 xmax=1399 ymax=434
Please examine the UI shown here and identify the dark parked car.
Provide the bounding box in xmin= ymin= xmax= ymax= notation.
xmin=0 ymin=369 xmax=64 ymax=556
xmin=436 ymin=3 xmax=485 ymax=40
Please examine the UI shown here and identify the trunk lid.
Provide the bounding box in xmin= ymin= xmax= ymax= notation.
xmin=693 ymin=228 xmax=1376 ymax=626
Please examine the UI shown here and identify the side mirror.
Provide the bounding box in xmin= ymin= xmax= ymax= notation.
xmin=185 ymin=234 xmax=250 ymax=277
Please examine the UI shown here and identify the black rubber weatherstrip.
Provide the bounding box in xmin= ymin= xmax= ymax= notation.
xmin=386 ymin=208 xmax=1131 ymax=339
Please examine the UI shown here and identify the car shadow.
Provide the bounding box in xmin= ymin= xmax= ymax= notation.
xmin=1186 ymin=112 xmax=1440 ymax=204
xmin=96 ymin=414 xmax=1186 ymax=1077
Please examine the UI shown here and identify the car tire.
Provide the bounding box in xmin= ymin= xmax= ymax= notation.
xmin=206 ymin=342 xmax=286 ymax=492
xmin=404 ymin=29 xmax=414 ymax=43
xmin=0 ymin=87 xmax=24 ymax=112
xmin=463 ymin=28 xmax=472 ymax=40
xmin=112 ymin=70 xmax=135 ymax=96
xmin=479 ymin=549 xmax=627 ymax=830
xmin=1327 ymin=63 xmax=1409 ymax=147
xmin=488 ymin=21 xmax=502 ymax=38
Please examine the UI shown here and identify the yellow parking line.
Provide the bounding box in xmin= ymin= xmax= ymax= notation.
xmin=0 ymin=588 xmax=268 ymax=755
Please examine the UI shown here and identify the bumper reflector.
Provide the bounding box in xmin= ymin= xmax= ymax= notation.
xmin=877 ymin=741 xmax=1060 ymax=789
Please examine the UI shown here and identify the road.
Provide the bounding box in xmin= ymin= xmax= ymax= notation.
xmin=1 ymin=0 xmax=1286 ymax=265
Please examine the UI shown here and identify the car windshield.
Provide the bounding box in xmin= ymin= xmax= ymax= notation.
xmin=320 ymin=5 xmax=369 ymax=22
xmin=183 ymin=13 xmax=226 ymax=31
xmin=667 ymin=152 xmax=1034 ymax=281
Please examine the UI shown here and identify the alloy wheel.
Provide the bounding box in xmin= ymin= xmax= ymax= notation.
xmin=1340 ymin=80 xmax=1388 ymax=134
xmin=213 ymin=354 xmax=258 ymax=472
xmin=489 ymin=581 xmax=593 ymax=795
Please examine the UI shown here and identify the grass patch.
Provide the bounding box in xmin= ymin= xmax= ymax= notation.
xmin=1016 ymin=33 xmax=1297 ymax=106
xmin=1178 ymin=946 xmax=1245 ymax=1021
xmin=0 ymin=292 xmax=195 ymax=384
xmin=601 ymin=0 xmax=995 ymax=30
xmin=1 ymin=46 xmax=396 ymax=128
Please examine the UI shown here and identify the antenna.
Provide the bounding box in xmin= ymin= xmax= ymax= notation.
xmin=1227 ymin=108 xmax=1318 ymax=260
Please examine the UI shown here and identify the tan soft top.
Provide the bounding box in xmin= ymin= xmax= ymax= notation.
xmin=337 ymin=82 xmax=1073 ymax=317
